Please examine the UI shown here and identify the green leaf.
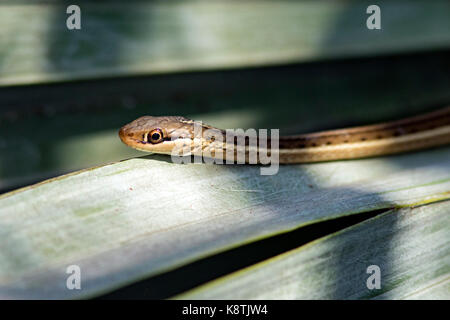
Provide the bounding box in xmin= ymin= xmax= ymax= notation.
xmin=178 ymin=200 xmax=450 ymax=299
xmin=0 ymin=146 xmax=449 ymax=298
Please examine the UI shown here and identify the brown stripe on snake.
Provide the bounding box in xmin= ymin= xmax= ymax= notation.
xmin=119 ymin=106 xmax=450 ymax=164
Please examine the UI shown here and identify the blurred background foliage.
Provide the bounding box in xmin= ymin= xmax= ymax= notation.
xmin=0 ymin=0 xmax=449 ymax=193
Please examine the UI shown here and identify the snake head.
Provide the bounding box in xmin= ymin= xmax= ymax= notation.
xmin=119 ymin=116 xmax=197 ymax=154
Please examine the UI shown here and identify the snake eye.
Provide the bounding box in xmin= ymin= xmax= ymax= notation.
xmin=148 ymin=128 xmax=164 ymax=144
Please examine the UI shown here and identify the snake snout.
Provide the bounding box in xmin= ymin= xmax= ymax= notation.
xmin=118 ymin=126 xmax=129 ymax=144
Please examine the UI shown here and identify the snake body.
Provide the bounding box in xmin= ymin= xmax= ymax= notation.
xmin=119 ymin=106 xmax=450 ymax=164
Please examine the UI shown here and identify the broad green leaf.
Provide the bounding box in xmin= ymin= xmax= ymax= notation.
xmin=0 ymin=146 xmax=449 ymax=298
xmin=1 ymin=0 xmax=449 ymax=85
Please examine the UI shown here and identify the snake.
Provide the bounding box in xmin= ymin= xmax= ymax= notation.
xmin=119 ymin=106 xmax=450 ymax=164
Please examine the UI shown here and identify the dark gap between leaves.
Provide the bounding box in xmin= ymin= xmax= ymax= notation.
xmin=97 ymin=207 xmax=389 ymax=299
